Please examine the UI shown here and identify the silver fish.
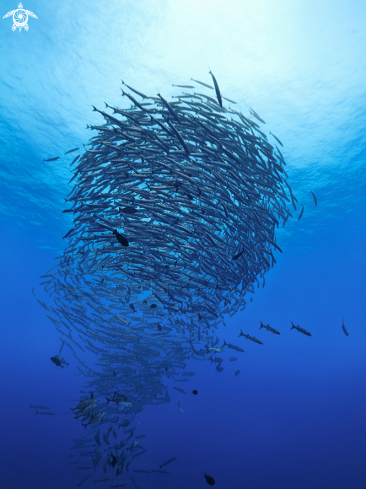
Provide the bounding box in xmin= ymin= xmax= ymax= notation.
xmin=290 ymin=321 xmax=312 ymax=337
xmin=259 ymin=321 xmax=280 ymax=335
xmin=238 ymin=330 xmax=264 ymax=345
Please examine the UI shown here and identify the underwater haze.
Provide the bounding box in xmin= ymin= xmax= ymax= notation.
xmin=1 ymin=1 xmax=366 ymax=488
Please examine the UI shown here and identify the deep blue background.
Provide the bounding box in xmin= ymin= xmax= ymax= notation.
xmin=1 ymin=1 xmax=365 ymax=488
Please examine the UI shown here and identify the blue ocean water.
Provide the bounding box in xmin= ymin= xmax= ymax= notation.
xmin=1 ymin=1 xmax=366 ymax=488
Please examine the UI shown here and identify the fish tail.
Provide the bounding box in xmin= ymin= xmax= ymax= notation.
xmin=259 ymin=322 xmax=263 ymax=329
xmin=105 ymin=397 xmax=110 ymax=405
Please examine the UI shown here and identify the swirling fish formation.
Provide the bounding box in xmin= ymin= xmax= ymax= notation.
xmin=63 ymin=79 xmax=291 ymax=322
xmin=38 ymin=74 xmax=295 ymax=485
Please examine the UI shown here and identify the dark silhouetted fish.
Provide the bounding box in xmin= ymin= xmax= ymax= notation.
xmin=204 ymin=473 xmax=216 ymax=485
xmin=113 ymin=229 xmax=129 ymax=247
xmin=259 ymin=321 xmax=280 ymax=335
xmin=342 ymin=318 xmax=349 ymax=336
xmin=290 ymin=321 xmax=312 ymax=336
xmin=82 ymin=411 xmax=105 ymax=429
xmin=173 ymin=386 xmax=186 ymax=395
xmin=94 ymin=429 xmax=101 ymax=445
xmin=311 ymin=191 xmax=318 ymax=206
xmin=159 ymin=457 xmax=177 ymax=469
xmin=223 ymin=340 xmax=244 ymax=352
xmin=209 ymin=70 xmax=222 ymax=107
xmin=106 ymin=392 xmax=128 ymax=406
xmin=43 ymin=156 xmax=59 ymax=162
xmin=65 ymin=148 xmax=79 ymax=155
xmin=232 ymin=249 xmax=244 ymax=261
xmin=298 ymin=205 xmax=304 ymax=221
xmin=270 ymin=132 xmax=283 ymax=147
xmin=50 ymin=355 xmax=69 ymax=368
xmin=238 ymin=330 xmax=263 ymax=345
xmin=120 ymin=206 xmax=137 ymax=214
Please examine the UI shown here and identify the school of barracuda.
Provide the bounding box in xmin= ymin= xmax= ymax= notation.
xmin=35 ymin=72 xmax=298 ymax=486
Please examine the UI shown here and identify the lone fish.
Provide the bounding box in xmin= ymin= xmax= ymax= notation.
xmin=65 ymin=147 xmax=79 ymax=155
xmin=259 ymin=321 xmax=280 ymax=335
xmin=209 ymin=70 xmax=222 ymax=107
xmin=120 ymin=206 xmax=137 ymax=214
xmin=311 ymin=191 xmax=318 ymax=206
xmin=113 ymin=229 xmax=129 ymax=247
xmin=50 ymin=355 xmax=69 ymax=368
xmin=342 ymin=318 xmax=349 ymax=337
xmin=298 ymin=205 xmax=304 ymax=221
xmin=238 ymin=330 xmax=263 ymax=345
xmin=204 ymin=473 xmax=215 ymax=486
xmin=232 ymin=249 xmax=244 ymax=261
xmin=290 ymin=321 xmax=312 ymax=337
xmin=43 ymin=156 xmax=59 ymax=162
xmin=159 ymin=457 xmax=177 ymax=469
